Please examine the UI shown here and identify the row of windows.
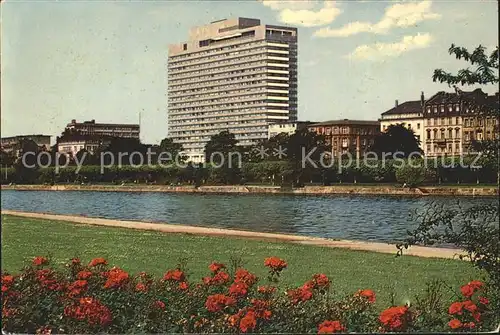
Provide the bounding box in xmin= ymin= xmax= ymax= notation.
xmin=312 ymin=127 xmax=377 ymax=135
xmin=169 ymin=48 xmax=289 ymax=74
xmin=169 ymin=86 xmax=270 ymax=103
xmin=170 ymin=100 xmax=290 ymax=114
xmin=169 ymin=66 xmax=287 ymax=87
xmin=426 ymin=104 xmax=460 ymax=114
xmin=170 ymin=93 xmax=289 ymax=109
xmin=170 ymin=40 xmax=288 ymax=64
xmin=426 ymin=129 xmax=460 ymax=140
xmin=174 ymin=131 xmax=268 ymax=143
xmin=169 ymin=108 xmax=270 ymax=120
xmin=426 ymin=117 xmax=460 ymax=126
xmin=171 ymin=125 xmax=268 ymax=136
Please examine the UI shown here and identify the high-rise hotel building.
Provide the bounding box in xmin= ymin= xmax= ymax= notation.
xmin=167 ymin=17 xmax=297 ymax=162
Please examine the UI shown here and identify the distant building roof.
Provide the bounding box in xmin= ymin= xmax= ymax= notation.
xmin=381 ymin=100 xmax=422 ymax=116
xmin=308 ymin=119 xmax=380 ymax=127
xmin=425 ymin=88 xmax=488 ymax=105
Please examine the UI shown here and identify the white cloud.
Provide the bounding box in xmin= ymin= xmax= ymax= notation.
xmin=259 ymin=0 xmax=342 ymax=27
xmin=347 ymin=33 xmax=433 ymax=60
xmin=259 ymin=0 xmax=319 ymax=11
xmin=314 ymin=0 xmax=441 ymax=37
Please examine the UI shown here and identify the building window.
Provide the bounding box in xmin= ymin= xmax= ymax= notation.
xmin=426 ymin=130 xmax=431 ymax=139
xmin=342 ymin=138 xmax=348 ymax=147
xmin=477 ymin=132 xmax=483 ymax=140
xmin=427 ymin=144 xmax=431 ymax=152
xmin=448 ymin=129 xmax=452 ymax=138
xmin=455 ymin=129 xmax=460 ymax=138
xmin=440 ymin=105 xmax=445 ymax=113
xmin=183 ymin=43 xmax=187 ymax=51
xmin=448 ymin=105 xmax=453 ymax=112
xmin=417 ymin=123 xmax=420 ymax=129
xmin=455 ymin=104 xmax=460 ymax=112
xmin=455 ymin=143 xmax=460 ymax=151
xmin=433 ymin=106 xmax=438 ymax=113
xmin=440 ymin=130 xmax=445 ymax=139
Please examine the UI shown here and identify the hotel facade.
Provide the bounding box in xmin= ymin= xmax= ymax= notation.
xmin=167 ymin=17 xmax=298 ymax=163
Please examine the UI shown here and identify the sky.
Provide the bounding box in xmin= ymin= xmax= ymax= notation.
xmin=1 ymin=0 xmax=498 ymax=144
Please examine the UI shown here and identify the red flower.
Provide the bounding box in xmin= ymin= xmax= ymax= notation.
xmin=264 ymin=257 xmax=287 ymax=272
xmin=88 ymin=258 xmax=107 ymax=267
xmin=460 ymin=284 xmax=474 ymax=297
xmin=163 ymin=269 xmax=185 ymax=282
xmin=287 ymin=287 xmax=313 ymax=304
xmin=251 ymin=299 xmax=272 ymax=320
xmin=460 ymin=280 xmax=483 ymax=297
xmin=448 ymin=302 xmax=463 ymax=315
xmin=229 ymin=282 xmax=249 ymax=298
xmin=479 ymin=296 xmax=489 ymax=305
xmin=213 ymin=271 xmax=231 ymax=285
xmin=135 ymin=282 xmax=147 ymax=292
xmin=379 ymin=306 xmax=410 ymax=331
xmin=257 ymin=286 xmax=276 ymax=294
xmin=239 ymin=310 xmax=257 ymax=333
xmin=67 ymin=280 xmax=88 ymax=297
xmin=205 ymin=294 xmax=236 ymax=313
xmin=103 ymin=267 xmax=129 ymax=289
xmin=448 ymin=319 xmax=463 ymax=329
xmin=356 ymin=289 xmax=376 ymax=303
xmin=303 ymin=280 xmax=316 ymax=291
xmin=472 ymin=311 xmax=481 ymax=322
xmin=317 ymin=320 xmax=346 ymax=334
xmin=468 ymin=280 xmax=483 ymax=290
xmin=312 ymin=274 xmax=330 ymax=289
xmin=234 ymin=269 xmax=258 ymax=287
xmin=33 ymin=256 xmax=48 ymax=266
xmin=77 ymin=270 xmax=92 ymax=280
xmin=208 ymin=262 xmax=225 ymax=273
xmin=65 ymin=297 xmax=112 ymax=326
xmin=464 ymin=322 xmax=476 ymax=329
xmin=153 ymin=300 xmax=166 ymax=310
xmin=462 ymin=300 xmax=477 ymax=313
xmin=178 ymin=282 xmax=189 ymax=290
xmin=1 ymin=275 xmax=14 ymax=292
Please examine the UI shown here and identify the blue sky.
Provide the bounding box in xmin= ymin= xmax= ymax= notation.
xmin=1 ymin=0 xmax=498 ymax=144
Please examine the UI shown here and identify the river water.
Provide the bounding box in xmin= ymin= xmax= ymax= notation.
xmin=2 ymin=190 xmax=496 ymax=243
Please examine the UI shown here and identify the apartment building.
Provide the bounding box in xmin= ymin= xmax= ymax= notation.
xmin=268 ymin=121 xmax=312 ymax=139
xmin=423 ymin=89 xmax=498 ymax=157
xmin=64 ymin=119 xmax=140 ymax=139
xmin=379 ymin=93 xmax=425 ymax=152
xmin=57 ymin=135 xmax=108 ymax=156
xmin=167 ymin=17 xmax=298 ymax=163
xmin=1 ymin=135 xmax=51 ymax=156
xmin=308 ymin=119 xmax=380 ymax=157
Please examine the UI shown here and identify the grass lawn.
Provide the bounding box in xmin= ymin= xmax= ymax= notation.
xmin=1 ymin=214 xmax=481 ymax=307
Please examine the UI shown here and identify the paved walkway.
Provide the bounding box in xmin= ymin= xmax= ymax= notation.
xmin=2 ymin=210 xmax=465 ymax=260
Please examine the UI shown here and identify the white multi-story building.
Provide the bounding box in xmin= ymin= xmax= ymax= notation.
xmin=167 ymin=17 xmax=298 ymax=163
xmin=379 ymin=93 xmax=425 ymax=153
xmin=268 ymin=121 xmax=312 ymax=139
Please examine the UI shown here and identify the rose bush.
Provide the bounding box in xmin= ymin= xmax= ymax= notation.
xmin=1 ymin=256 xmax=498 ymax=333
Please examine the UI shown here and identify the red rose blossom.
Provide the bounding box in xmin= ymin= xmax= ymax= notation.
xmin=163 ymin=269 xmax=185 ymax=282
xmin=448 ymin=319 xmax=463 ymax=329
xmin=356 ymin=289 xmax=376 ymax=303
xmin=33 ymin=256 xmax=48 ymax=266
xmin=205 ymin=294 xmax=236 ymax=313
xmin=88 ymin=258 xmax=107 ymax=267
xmin=208 ymin=262 xmax=225 ymax=273
xmin=239 ymin=310 xmax=257 ymax=333
xmin=317 ymin=320 xmax=346 ymax=334
xmin=264 ymin=257 xmax=287 ymax=272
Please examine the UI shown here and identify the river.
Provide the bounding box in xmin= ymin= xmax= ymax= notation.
xmin=2 ymin=190 xmax=496 ymax=243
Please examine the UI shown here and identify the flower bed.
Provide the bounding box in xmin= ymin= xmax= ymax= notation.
xmin=1 ymin=256 xmax=497 ymax=333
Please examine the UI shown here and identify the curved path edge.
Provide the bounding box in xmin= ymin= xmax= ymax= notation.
xmin=1 ymin=210 xmax=465 ymax=260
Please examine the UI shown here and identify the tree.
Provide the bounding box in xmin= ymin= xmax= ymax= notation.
xmin=370 ymin=124 xmax=422 ymax=158
xmin=286 ymin=128 xmax=330 ymax=187
xmin=204 ymin=131 xmax=242 ymax=184
xmin=0 ymin=149 xmax=16 ymax=167
xmin=158 ymin=138 xmax=186 ymax=164
xmin=398 ymin=44 xmax=500 ymax=311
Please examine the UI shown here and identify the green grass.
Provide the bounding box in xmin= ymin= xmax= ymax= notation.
xmin=1 ymin=214 xmax=481 ymax=306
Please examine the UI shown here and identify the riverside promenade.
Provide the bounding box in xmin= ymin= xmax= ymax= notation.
xmin=1 ymin=184 xmax=498 ymax=196
xmin=2 ymin=210 xmax=465 ymax=260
